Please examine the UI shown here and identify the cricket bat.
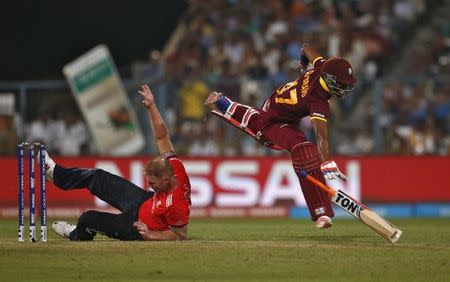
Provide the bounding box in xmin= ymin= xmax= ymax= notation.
xmin=299 ymin=170 xmax=402 ymax=243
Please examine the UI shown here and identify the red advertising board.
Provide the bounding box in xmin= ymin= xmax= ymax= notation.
xmin=354 ymin=156 xmax=450 ymax=202
xmin=1 ymin=156 xmax=449 ymax=213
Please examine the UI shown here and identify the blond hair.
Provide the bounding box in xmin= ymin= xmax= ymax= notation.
xmin=144 ymin=157 xmax=174 ymax=178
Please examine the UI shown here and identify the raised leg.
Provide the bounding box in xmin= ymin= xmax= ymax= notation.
xmin=53 ymin=165 xmax=153 ymax=213
xmin=205 ymin=93 xmax=282 ymax=150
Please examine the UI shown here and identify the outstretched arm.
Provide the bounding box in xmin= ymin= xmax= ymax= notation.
xmin=299 ymin=44 xmax=323 ymax=71
xmin=138 ymin=84 xmax=175 ymax=154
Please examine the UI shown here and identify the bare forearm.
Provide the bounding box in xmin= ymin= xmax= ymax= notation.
xmin=311 ymin=119 xmax=330 ymax=162
xmin=316 ymin=138 xmax=329 ymax=162
xmin=301 ymin=44 xmax=322 ymax=63
xmin=147 ymin=104 xmax=169 ymax=140
xmin=145 ymin=99 xmax=175 ymax=154
xmin=139 ymin=84 xmax=175 ymax=153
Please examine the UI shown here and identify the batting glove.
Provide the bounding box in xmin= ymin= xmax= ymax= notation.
xmin=320 ymin=160 xmax=347 ymax=181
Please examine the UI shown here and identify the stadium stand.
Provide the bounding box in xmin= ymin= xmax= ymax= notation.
xmin=12 ymin=0 xmax=449 ymax=156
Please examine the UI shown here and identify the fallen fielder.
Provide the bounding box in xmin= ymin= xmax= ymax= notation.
xmin=46 ymin=84 xmax=191 ymax=241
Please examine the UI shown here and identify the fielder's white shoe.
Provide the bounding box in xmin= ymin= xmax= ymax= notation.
xmin=52 ymin=221 xmax=76 ymax=238
xmin=37 ymin=150 xmax=56 ymax=182
xmin=315 ymin=215 xmax=333 ymax=229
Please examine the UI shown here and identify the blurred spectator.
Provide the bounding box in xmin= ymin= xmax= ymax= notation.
xmin=0 ymin=94 xmax=17 ymax=155
xmin=0 ymin=115 xmax=17 ymax=155
xmin=26 ymin=112 xmax=63 ymax=154
xmin=179 ymin=66 xmax=209 ymax=135
xmin=224 ymin=32 xmax=247 ymax=66
xmin=216 ymin=60 xmax=240 ymax=101
xmin=131 ymin=50 xmax=164 ymax=82
xmin=187 ymin=123 xmax=220 ymax=156
xmin=57 ymin=112 xmax=89 ymax=156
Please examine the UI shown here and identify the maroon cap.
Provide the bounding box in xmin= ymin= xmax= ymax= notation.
xmin=320 ymin=57 xmax=356 ymax=85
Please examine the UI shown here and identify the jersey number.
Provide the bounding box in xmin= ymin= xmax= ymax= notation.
xmin=275 ymin=81 xmax=298 ymax=105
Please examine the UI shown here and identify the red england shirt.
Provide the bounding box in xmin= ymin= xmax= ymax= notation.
xmin=138 ymin=156 xmax=191 ymax=230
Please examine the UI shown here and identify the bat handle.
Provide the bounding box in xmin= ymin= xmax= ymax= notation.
xmin=299 ymin=170 xmax=337 ymax=197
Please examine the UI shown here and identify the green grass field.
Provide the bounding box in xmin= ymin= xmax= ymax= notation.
xmin=0 ymin=218 xmax=449 ymax=281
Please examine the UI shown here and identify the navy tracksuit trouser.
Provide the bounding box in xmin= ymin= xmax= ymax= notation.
xmin=53 ymin=165 xmax=154 ymax=241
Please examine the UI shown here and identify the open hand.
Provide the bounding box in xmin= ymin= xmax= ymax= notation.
xmin=133 ymin=220 xmax=150 ymax=238
xmin=138 ymin=84 xmax=155 ymax=109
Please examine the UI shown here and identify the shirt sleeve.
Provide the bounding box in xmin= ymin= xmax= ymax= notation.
xmin=313 ymin=57 xmax=326 ymax=68
xmin=167 ymin=158 xmax=191 ymax=228
xmin=160 ymin=151 xmax=176 ymax=160
xmin=169 ymin=158 xmax=189 ymax=184
xmin=166 ymin=194 xmax=190 ymax=228
xmin=309 ymin=99 xmax=330 ymax=122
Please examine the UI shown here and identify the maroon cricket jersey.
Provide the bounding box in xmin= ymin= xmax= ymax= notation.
xmin=262 ymin=57 xmax=331 ymax=125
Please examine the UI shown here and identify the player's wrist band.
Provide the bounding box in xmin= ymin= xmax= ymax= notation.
xmin=216 ymin=95 xmax=231 ymax=114
xmin=160 ymin=151 xmax=176 ymax=159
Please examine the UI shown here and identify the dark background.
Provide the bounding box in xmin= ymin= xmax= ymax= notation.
xmin=0 ymin=0 xmax=188 ymax=80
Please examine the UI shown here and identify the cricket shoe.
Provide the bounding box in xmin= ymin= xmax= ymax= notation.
xmin=315 ymin=215 xmax=333 ymax=229
xmin=204 ymin=91 xmax=223 ymax=112
xmin=37 ymin=150 xmax=56 ymax=182
xmin=52 ymin=221 xmax=76 ymax=238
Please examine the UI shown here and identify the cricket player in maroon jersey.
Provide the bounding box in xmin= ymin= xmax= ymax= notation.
xmin=47 ymin=84 xmax=191 ymax=241
xmin=205 ymin=44 xmax=356 ymax=228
